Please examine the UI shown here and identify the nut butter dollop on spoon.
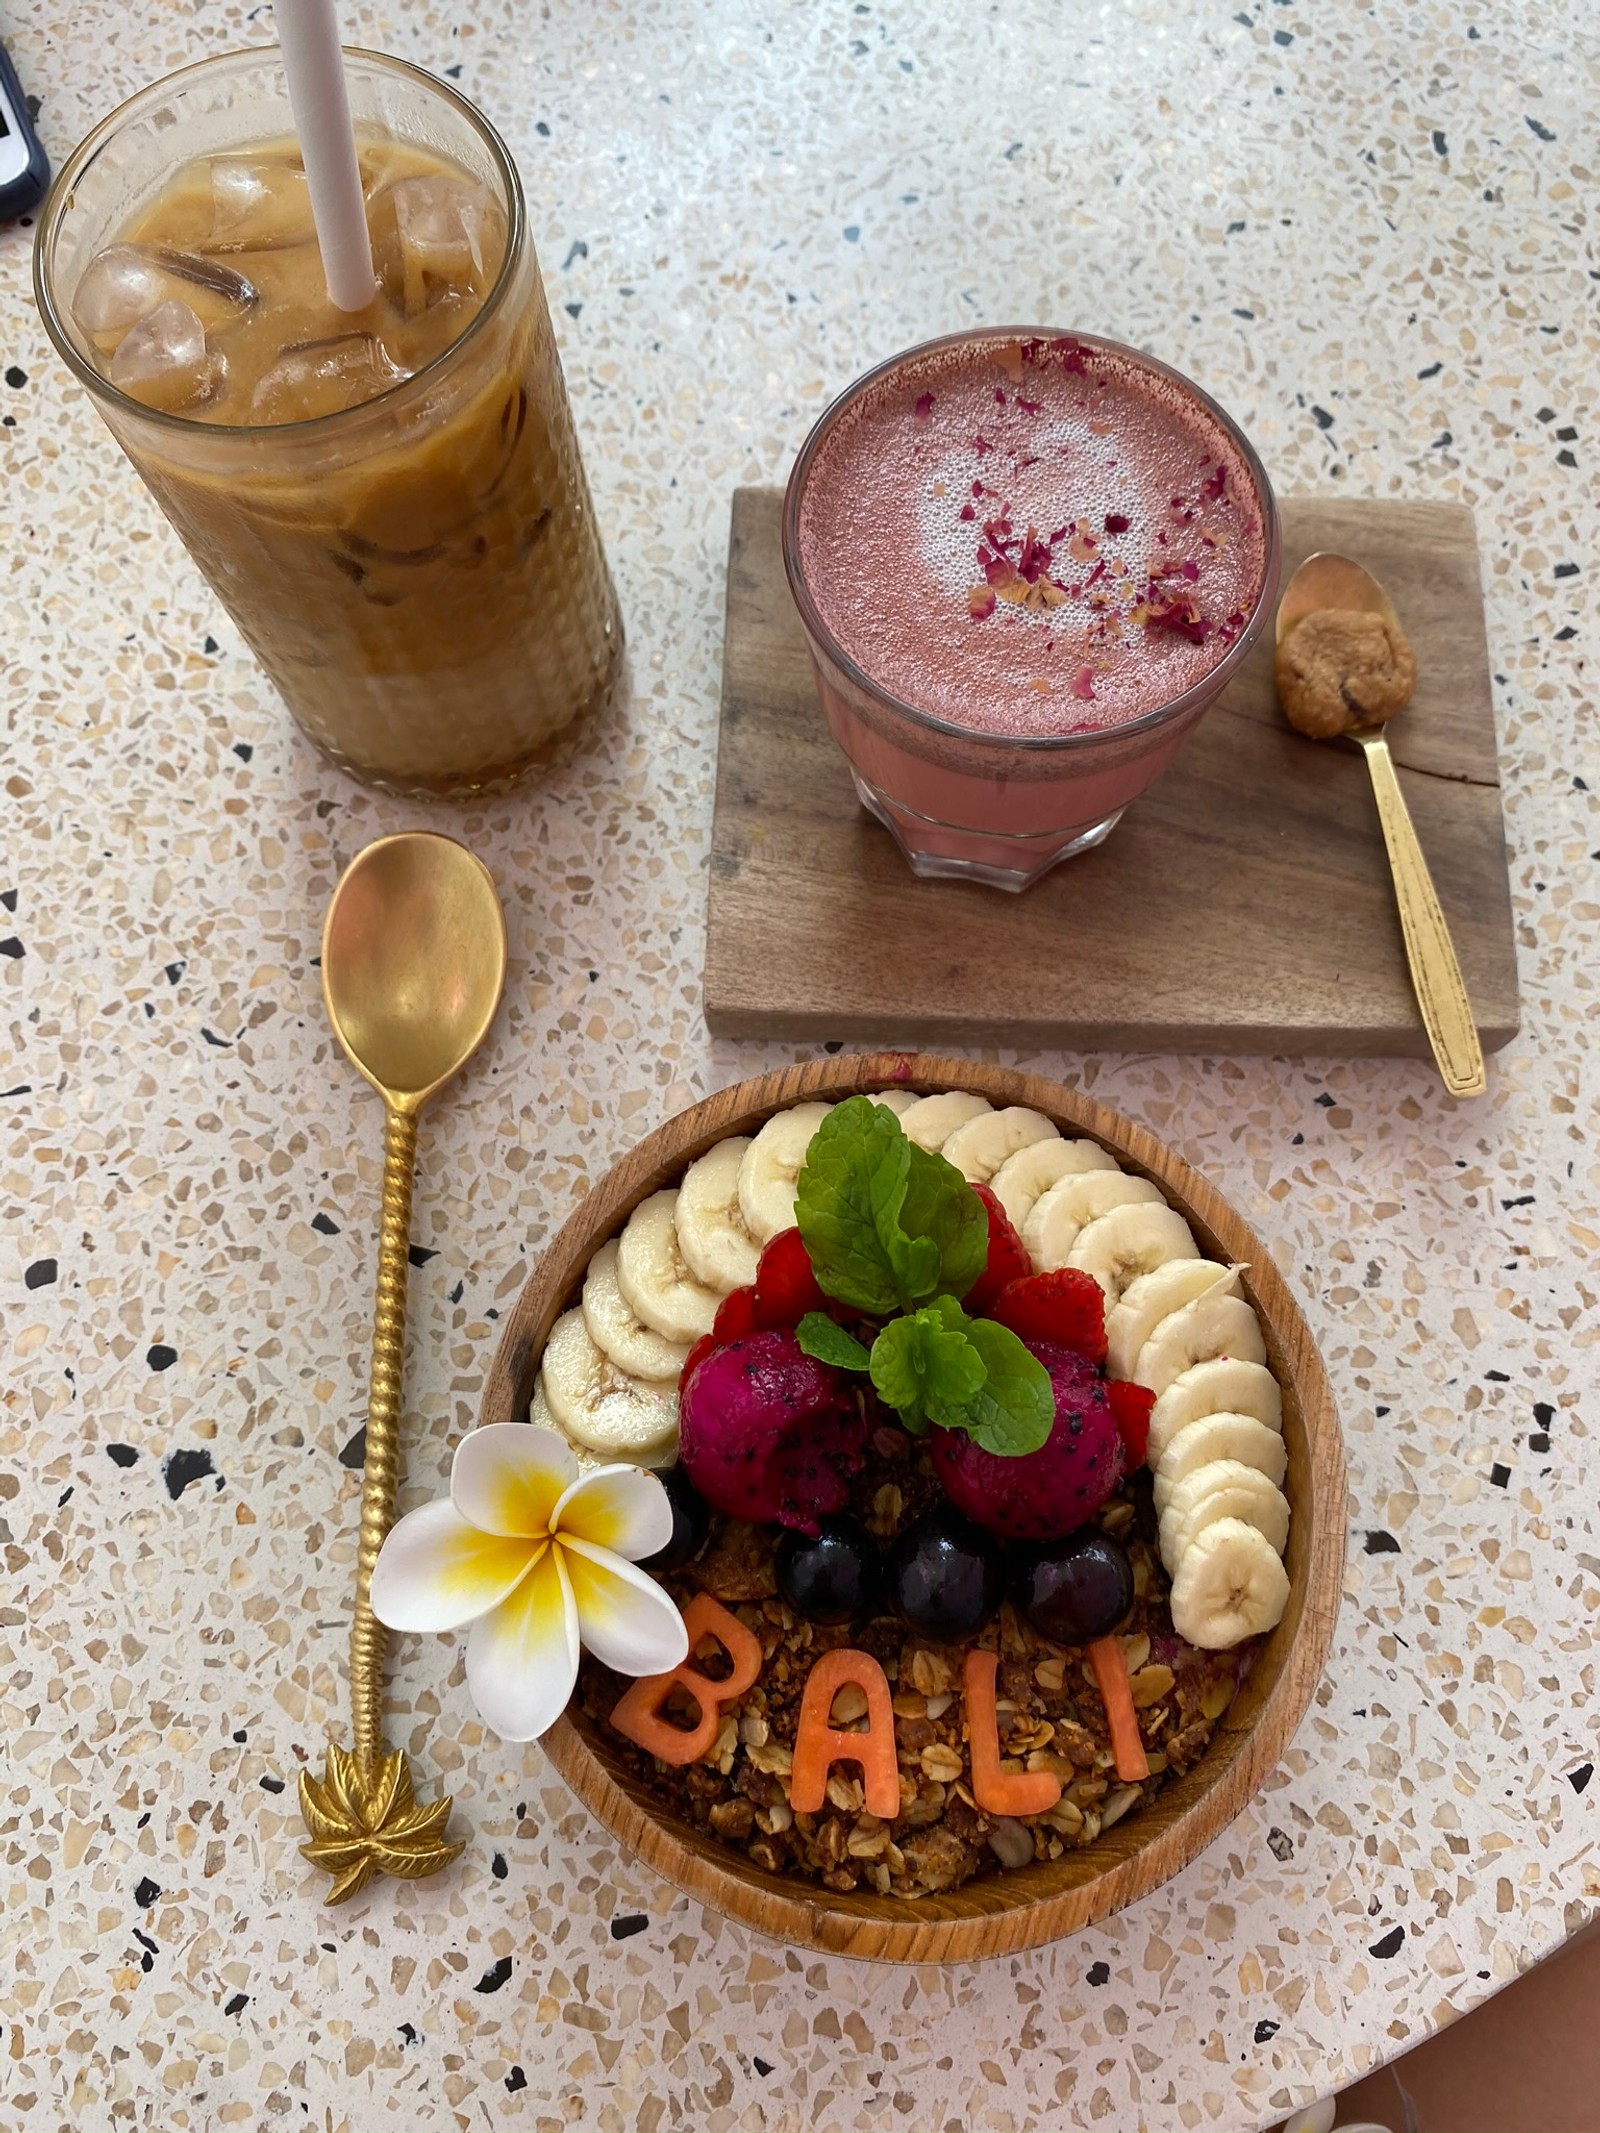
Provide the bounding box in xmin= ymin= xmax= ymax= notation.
xmin=1274 ymin=551 xmax=1484 ymax=1099
xmin=1275 ymin=604 xmax=1417 ymax=740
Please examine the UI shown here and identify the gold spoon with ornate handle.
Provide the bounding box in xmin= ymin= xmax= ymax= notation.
xmin=1276 ymin=552 xmax=1486 ymax=1100
xmin=299 ymin=832 xmax=508 ymax=1903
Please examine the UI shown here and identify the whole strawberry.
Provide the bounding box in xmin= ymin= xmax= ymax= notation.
xmin=678 ymin=1330 xmax=869 ymax=1536
xmin=930 ymin=1338 xmax=1125 ymax=1541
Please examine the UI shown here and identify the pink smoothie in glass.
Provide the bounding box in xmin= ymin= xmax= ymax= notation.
xmin=783 ymin=331 xmax=1278 ymax=889
xmin=796 ymin=333 xmax=1267 ymax=738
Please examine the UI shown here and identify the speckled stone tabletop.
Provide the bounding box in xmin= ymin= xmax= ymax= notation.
xmin=3 ymin=1 xmax=1597 ymax=2127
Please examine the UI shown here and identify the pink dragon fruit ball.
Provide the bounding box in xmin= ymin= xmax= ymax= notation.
xmin=677 ymin=1330 xmax=868 ymax=1536
xmin=930 ymin=1339 xmax=1125 ymax=1542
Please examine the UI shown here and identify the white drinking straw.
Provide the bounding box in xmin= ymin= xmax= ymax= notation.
xmin=275 ymin=0 xmax=376 ymax=311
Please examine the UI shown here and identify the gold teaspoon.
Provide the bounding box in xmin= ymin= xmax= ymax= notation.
xmin=299 ymin=833 xmax=508 ymax=1903
xmin=1276 ymin=552 xmax=1486 ymax=1099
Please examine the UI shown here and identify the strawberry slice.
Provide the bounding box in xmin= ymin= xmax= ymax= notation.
xmin=1106 ymin=1378 xmax=1154 ymax=1466
xmin=686 ymin=1241 xmax=827 ymax=1393
xmin=712 ymin=1286 xmax=759 ymax=1344
xmin=680 ymin=1332 xmax=716 ymax=1389
xmin=965 ymin=1184 xmax=1033 ymax=1315
xmin=989 ymin=1267 xmax=1108 ymax=1364
xmin=752 ymin=1226 xmax=829 ymax=1329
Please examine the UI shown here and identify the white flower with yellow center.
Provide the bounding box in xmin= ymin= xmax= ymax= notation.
xmin=370 ymin=1424 xmax=688 ymax=1741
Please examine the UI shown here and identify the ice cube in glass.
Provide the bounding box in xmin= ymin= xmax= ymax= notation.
xmin=389 ymin=174 xmax=497 ymax=314
xmin=106 ymin=299 xmax=222 ymax=412
xmin=205 ymin=157 xmax=316 ymax=252
xmin=250 ymin=332 xmax=410 ymax=424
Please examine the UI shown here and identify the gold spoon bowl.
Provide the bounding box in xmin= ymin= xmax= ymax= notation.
xmin=299 ymin=832 xmax=507 ymax=1904
xmin=322 ymin=832 xmax=508 ymax=1111
xmin=1275 ymin=551 xmax=1486 ymax=1100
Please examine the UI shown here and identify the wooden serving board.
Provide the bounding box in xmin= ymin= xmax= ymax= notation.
xmin=704 ymin=489 xmax=1520 ymax=1057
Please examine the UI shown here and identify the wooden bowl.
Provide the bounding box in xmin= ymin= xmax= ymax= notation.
xmin=480 ymin=1054 xmax=1345 ymax=1962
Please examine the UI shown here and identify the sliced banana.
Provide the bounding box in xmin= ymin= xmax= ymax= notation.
xmin=1133 ymin=1291 xmax=1267 ymax=1397
xmin=1024 ymin=1171 xmax=1164 ymax=1271
xmin=989 ymin=1136 xmax=1119 ymax=1230
xmin=582 ymin=1239 xmax=693 ymax=1381
xmin=539 ymin=1307 xmax=680 ymax=1458
xmin=1159 ymin=1458 xmax=1290 ymax=1571
xmin=900 ymin=1090 xmax=991 ymax=1150
xmin=531 ymin=1374 xmax=678 ymax=1470
xmin=1168 ymin=1516 xmax=1290 ymax=1649
xmin=1147 ymin=1357 xmax=1283 ymax=1466
xmin=1153 ymin=1413 xmax=1287 ymax=1516
xmin=1066 ymin=1202 xmax=1200 ymax=1304
xmin=1106 ymin=1259 xmax=1238 ymax=1382
xmin=674 ymin=1138 xmax=761 ymax=1293
xmin=869 ymin=1089 xmax=918 ymax=1116
xmin=738 ymin=1102 xmax=834 ymax=1242
xmin=615 ymin=1190 xmax=723 ymax=1343
xmin=940 ymin=1105 xmax=1059 ymax=1184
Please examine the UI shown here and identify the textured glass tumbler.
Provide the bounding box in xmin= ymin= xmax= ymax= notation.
xmin=34 ymin=49 xmax=621 ymax=799
xmin=783 ymin=330 xmax=1281 ymax=891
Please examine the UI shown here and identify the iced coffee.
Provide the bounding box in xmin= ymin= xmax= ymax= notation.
xmin=35 ymin=51 xmax=620 ymax=797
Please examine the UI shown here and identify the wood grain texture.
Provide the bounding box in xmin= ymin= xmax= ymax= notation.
xmin=480 ymin=1055 xmax=1346 ymax=1964
xmin=704 ymin=488 xmax=1519 ymax=1057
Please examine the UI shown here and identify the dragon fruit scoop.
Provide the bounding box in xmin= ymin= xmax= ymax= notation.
xmin=677 ymin=1329 xmax=869 ymax=1536
xmin=930 ymin=1339 xmax=1125 ymax=1541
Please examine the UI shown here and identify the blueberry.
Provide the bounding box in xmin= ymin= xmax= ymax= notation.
xmin=639 ymin=1466 xmax=710 ymax=1573
xmin=886 ymin=1506 xmax=1005 ymax=1640
xmin=775 ymin=1515 xmax=881 ymax=1624
xmin=1012 ymin=1527 xmax=1133 ymax=1644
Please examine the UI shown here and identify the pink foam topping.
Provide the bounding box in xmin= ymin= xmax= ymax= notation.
xmin=795 ymin=334 xmax=1268 ymax=736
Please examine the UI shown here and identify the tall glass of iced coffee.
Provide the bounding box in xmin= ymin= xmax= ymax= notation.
xmin=34 ymin=49 xmax=621 ymax=798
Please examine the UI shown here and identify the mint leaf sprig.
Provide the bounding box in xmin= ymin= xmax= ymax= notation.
xmin=792 ymin=1097 xmax=1053 ymax=1458
xmin=794 ymin=1094 xmax=987 ymax=1316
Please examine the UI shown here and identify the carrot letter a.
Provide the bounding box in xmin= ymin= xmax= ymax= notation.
xmin=790 ymin=1648 xmax=900 ymax=1820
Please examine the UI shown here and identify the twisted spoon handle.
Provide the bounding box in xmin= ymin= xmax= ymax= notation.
xmin=299 ymin=1101 xmax=461 ymax=1903
xmin=1358 ymin=732 xmax=1487 ymax=1099
xmin=350 ymin=1103 xmax=417 ymax=1766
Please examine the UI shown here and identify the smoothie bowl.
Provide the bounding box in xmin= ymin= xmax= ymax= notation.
xmin=783 ymin=332 xmax=1281 ymax=890
xmin=450 ymin=1057 xmax=1343 ymax=1962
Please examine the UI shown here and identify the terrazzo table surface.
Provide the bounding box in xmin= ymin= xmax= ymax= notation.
xmin=3 ymin=1 xmax=1597 ymax=2127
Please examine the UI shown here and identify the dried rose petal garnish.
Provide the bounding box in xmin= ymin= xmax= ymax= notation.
xmin=1019 ymin=335 xmax=1091 ymax=374
xmin=1145 ymin=597 xmax=1212 ymax=644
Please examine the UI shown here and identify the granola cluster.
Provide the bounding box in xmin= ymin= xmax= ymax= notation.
xmin=577 ymin=1434 xmax=1249 ymax=1898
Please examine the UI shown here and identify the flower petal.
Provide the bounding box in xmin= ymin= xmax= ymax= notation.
xmin=370 ymin=1500 xmax=536 ymax=1632
xmin=551 ymin=1464 xmax=676 ymax=1561
xmin=465 ymin=1543 xmax=580 ymax=1741
xmin=561 ymin=1535 xmax=690 ymax=1678
xmin=451 ymin=1423 xmax=576 ymax=1539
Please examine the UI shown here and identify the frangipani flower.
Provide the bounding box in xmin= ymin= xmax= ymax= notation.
xmin=370 ymin=1424 xmax=688 ymax=1741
